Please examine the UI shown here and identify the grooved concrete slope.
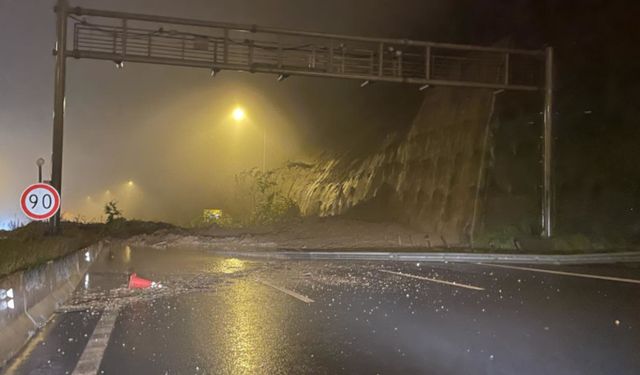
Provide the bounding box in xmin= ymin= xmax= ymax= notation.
xmin=277 ymin=87 xmax=494 ymax=247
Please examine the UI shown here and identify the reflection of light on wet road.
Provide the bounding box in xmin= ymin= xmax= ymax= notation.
xmin=210 ymin=257 xmax=245 ymax=274
xmin=173 ymin=254 xmax=277 ymax=373
xmin=183 ymin=257 xmax=295 ymax=373
xmin=227 ymin=281 xmax=262 ymax=372
xmin=123 ymin=246 xmax=131 ymax=263
xmin=187 ymin=279 xmax=274 ymax=373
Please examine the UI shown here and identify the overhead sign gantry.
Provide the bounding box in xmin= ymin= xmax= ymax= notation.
xmin=50 ymin=0 xmax=554 ymax=237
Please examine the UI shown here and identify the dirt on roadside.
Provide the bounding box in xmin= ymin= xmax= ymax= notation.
xmin=128 ymin=217 xmax=435 ymax=251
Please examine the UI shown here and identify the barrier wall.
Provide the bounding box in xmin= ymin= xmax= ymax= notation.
xmin=0 ymin=242 xmax=102 ymax=367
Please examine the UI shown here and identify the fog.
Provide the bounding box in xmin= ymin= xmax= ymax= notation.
xmin=1 ymin=0 xmax=434 ymax=226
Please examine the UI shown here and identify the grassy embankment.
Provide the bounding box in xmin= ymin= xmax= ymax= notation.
xmin=0 ymin=220 xmax=175 ymax=278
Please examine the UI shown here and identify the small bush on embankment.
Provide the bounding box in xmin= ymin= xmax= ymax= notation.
xmin=0 ymin=220 xmax=176 ymax=278
xmin=227 ymin=168 xmax=300 ymax=227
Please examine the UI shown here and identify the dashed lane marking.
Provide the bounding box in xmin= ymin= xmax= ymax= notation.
xmin=71 ymin=307 xmax=120 ymax=375
xmin=257 ymin=279 xmax=315 ymax=303
xmin=478 ymin=263 xmax=640 ymax=285
xmin=379 ymin=269 xmax=485 ymax=290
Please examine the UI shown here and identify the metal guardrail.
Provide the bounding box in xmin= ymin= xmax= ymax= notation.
xmin=67 ymin=8 xmax=543 ymax=91
xmin=211 ymin=250 xmax=640 ymax=265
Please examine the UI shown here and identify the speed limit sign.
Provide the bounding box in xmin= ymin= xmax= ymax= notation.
xmin=20 ymin=183 xmax=61 ymax=221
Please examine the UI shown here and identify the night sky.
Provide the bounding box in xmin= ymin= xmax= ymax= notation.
xmin=1 ymin=0 xmax=637 ymax=227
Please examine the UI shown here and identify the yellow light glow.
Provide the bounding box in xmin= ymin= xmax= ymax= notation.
xmin=232 ymin=107 xmax=246 ymax=122
xmin=127 ymin=180 xmax=134 ymax=187
xmin=206 ymin=257 xmax=246 ymax=274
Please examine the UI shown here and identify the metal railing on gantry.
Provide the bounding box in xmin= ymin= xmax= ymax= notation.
xmin=66 ymin=7 xmax=544 ymax=91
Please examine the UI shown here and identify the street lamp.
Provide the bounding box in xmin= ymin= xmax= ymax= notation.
xmin=231 ymin=106 xmax=266 ymax=172
xmin=36 ymin=157 xmax=45 ymax=183
xmin=231 ymin=107 xmax=246 ymax=122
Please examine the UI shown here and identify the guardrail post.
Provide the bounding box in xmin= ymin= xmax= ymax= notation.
xmin=425 ymin=44 xmax=431 ymax=80
xmin=122 ymin=18 xmax=127 ymax=60
xmin=328 ymin=40 xmax=334 ymax=72
xmin=378 ymin=42 xmax=384 ymax=77
xmin=223 ymin=28 xmax=229 ymax=64
xmin=503 ymin=52 xmax=509 ymax=85
xmin=147 ymin=33 xmax=152 ymax=56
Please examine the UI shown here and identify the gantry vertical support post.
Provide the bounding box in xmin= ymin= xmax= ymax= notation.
xmin=51 ymin=0 xmax=68 ymax=234
xmin=542 ymin=46 xmax=554 ymax=238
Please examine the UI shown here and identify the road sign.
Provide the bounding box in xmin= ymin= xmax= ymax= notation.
xmin=20 ymin=183 xmax=61 ymax=221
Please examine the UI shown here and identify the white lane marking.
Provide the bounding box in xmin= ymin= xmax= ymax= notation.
xmin=257 ymin=279 xmax=315 ymax=303
xmin=478 ymin=263 xmax=640 ymax=285
xmin=72 ymin=307 xmax=120 ymax=375
xmin=379 ymin=270 xmax=485 ymax=291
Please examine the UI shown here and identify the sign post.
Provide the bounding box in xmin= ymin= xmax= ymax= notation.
xmin=20 ymin=183 xmax=61 ymax=221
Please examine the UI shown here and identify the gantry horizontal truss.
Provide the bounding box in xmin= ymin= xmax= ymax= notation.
xmin=65 ymin=7 xmax=545 ymax=91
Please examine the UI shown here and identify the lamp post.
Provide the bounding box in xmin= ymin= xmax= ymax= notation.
xmin=232 ymin=106 xmax=266 ymax=172
xmin=262 ymin=128 xmax=266 ymax=173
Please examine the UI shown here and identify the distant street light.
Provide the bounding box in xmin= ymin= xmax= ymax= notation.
xmin=127 ymin=180 xmax=134 ymax=187
xmin=36 ymin=157 xmax=45 ymax=183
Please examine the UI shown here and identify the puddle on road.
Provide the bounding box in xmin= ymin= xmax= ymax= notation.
xmin=57 ymin=246 xmax=276 ymax=312
xmin=58 ymin=270 xmax=255 ymax=313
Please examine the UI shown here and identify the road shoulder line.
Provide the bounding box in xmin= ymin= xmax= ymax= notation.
xmin=478 ymin=263 xmax=640 ymax=284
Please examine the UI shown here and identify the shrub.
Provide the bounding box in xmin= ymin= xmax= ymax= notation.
xmin=104 ymin=200 xmax=124 ymax=224
xmin=232 ymin=168 xmax=300 ymax=226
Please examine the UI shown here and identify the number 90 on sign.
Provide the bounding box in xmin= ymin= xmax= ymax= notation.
xmin=20 ymin=183 xmax=61 ymax=221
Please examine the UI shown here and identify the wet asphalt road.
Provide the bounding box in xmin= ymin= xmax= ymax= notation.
xmin=4 ymin=245 xmax=640 ymax=374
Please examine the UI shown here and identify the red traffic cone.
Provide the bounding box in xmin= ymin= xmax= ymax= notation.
xmin=128 ymin=273 xmax=161 ymax=289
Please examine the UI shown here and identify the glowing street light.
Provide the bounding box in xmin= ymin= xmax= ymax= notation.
xmin=231 ymin=107 xmax=246 ymax=122
xmin=127 ymin=180 xmax=134 ymax=187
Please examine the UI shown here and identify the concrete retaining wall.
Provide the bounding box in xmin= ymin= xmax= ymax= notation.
xmin=0 ymin=242 xmax=102 ymax=367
